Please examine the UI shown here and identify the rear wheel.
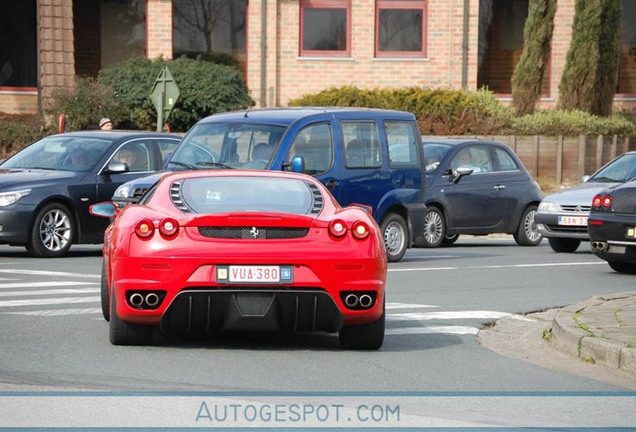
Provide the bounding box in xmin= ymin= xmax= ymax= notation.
xmin=417 ymin=207 xmax=445 ymax=248
xmin=339 ymin=301 xmax=385 ymax=350
xmin=381 ymin=213 xmax=408 ymax=262
xmin=109 ymin=283 xmax=154 ymax=346
xmin=608 ymin=261 xmax=636 ymax=274
xmin=101 ymin=261 xmax=110 ymax=322
xmin=548 ymin=237 xmax=580 ymax=253
xmin=441 ymin=234 xmax=460 ymax=246
xmin=514 ymin=205 xmax=542 ymax=246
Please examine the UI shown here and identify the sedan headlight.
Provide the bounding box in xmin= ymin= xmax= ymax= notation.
xmin=538 ymin=201 xmax=559 ymax=212
xmin=113 ymin=184 xmax=132 ymax=199
xmin=0 ymin=189 xmax=31 ymax=207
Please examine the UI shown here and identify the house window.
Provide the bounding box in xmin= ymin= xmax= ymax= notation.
xmin=618 ymin=0 xmax=636 ymax=94
xmin=0 ymin=0 xmax=36 ymax=89
xmin=300 ymin=0 xmax=351 ymax=57
xmin=173 ymin=0 xmax=247 ymax=71
xmin=376 ymin=0 xmax=427 ymax=58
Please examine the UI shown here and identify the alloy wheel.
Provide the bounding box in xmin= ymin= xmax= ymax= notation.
xmin=39 ymin=209 xmax=72 ymax=252
xmin=524 ymin=209 xmax=541 ymax=243
xmin=424 ymin=211 xmax=443 ymax=245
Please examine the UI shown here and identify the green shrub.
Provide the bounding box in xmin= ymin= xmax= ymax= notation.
xmin=0 ymin=114 xmax=54 ymax=158
xmin=49 ymin=77 xmax=125 ymax=130
xmin=510 ymin=110 xmax=635 ymax=136
xmin=98 ymin=56 xmax=254 ymax=131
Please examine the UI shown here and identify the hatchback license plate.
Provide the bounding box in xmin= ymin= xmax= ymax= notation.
xmin=228 ymin=265 xmax=280 ymax=283
xmin=558 ymin=216 xmax=588 ymax=226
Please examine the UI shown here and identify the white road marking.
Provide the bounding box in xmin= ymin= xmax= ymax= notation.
xmin=0 ymin=269 xmax=100 ymax=279
xmin=387 ymin=310 xmax=512 ymax=321
xmin=388 ymin=261 xmax=604 ymax=272
xmin=0 ymin=296 xmax=99 ymax=308
xmin=0 ymin=288 xmax=99 ymax=298
xmin=0 ymin=278 xmax=18 ymax=281
xmin=386 ymin=303 xmax=439 ymax=310
xmin=0 ymin=281 xmax=98 ymax=290
xmin=386 ymin=326 xmax=479 ymax=336
xmin=403 ymin=255 xmax=461 ymax=259
xmin=6 ymin=308 xmax=102 ymax=316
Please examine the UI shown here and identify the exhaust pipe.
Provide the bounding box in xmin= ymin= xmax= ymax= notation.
xmin=592 ymin=241 xmax=609 ymax=252
xmin=145 ymin=293 xmax=160 ymax=308
xmin=344 ymin=294 xmax=359 ymax=308
xmin=359 ymin=294 xmax=373 ymax=308
xmin=129 ymin=293 xmax=144 ymax=308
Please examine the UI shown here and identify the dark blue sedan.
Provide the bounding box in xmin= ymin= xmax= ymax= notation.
xmin=0 ymin=131 xmax=180 ymax=257
xmin=417 ymin=139 xmax=543 ymax=247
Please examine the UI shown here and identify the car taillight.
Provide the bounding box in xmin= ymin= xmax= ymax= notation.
xmin=329 ymin=219 xmax=347 ymax=237
xmin=135 ymin=219 xmax=155 ymax=239
xmin=602 ymin=195 xmax=612 ymax=208
xmin=159 ymin=218 xmax=178 ymax=238
xmin=592 ymin=195 xmax=602 ymax=208
xmin=352 ymin=221 xmax=370 ymax=239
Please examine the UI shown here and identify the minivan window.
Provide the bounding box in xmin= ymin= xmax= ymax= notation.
xmin=169 ymin=123 xmax=286 ymax=170
xmin=342 ymin=121 xmax=381 ymax=168
xmin=287 ymin=123 xmax=334 ymax=175
xmin=385 ymin=121 xmax=418 ymax=166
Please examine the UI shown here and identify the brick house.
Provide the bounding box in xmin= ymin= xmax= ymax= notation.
xmin=1 ymin=0 xmax=634 ymax=115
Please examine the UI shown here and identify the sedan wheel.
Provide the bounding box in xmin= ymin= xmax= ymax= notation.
xmin=548 ymin=237 xmax=580 ymax=253
xmin=27 ymin=203 xmax=74 ymax=257
xmin=514 ymin=205 xmax=542 ymax=246
xmin=381 ymin=213 xmax=408 ymax=262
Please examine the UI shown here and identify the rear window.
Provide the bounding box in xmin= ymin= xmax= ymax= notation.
xmin=179 ymin=177 xmax=316 ymax=215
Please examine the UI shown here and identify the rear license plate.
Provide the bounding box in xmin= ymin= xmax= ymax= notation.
xmin=215 ymin=265 xmax=294 ymax=284
xmin=558 ymin=216 xmax=588 ymax=226
xmin=627 ymin=228 xmax=636 ymax=239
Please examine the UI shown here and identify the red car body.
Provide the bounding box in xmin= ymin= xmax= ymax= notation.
xmin=97 ymin=170 xmax=387 ymax=349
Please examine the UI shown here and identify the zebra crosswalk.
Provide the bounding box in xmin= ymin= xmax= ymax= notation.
xmin=0 ymin=268 xmax=530 ymax=336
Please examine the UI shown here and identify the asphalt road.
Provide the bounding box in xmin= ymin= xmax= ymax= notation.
xmin=0 ymin=237 xmax=632 ymax=393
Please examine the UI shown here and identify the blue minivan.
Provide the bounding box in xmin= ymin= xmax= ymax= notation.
xmin=113 ymin=108 xmax=427 ymax=261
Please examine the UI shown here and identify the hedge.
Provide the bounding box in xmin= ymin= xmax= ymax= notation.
xmin=0 ymin=114 xmax=55 ymax=158
xmin=288 ymin=86 xmax=636 ymax=136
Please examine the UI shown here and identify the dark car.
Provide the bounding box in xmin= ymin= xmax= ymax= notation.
xmin=111 ymin=107 xmax=427 ymax=262
xmin=0 ymin=131 xmax=180 ymax=257
xmin=588 ymin=182 xmax=636 ymax=274
xmin=417 ymin=139 xmax=543 ymax=247
xmin=535 ymin=151 xmax=636 ymax=253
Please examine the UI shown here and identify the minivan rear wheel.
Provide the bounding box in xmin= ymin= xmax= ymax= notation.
xmin=381 ymin=213 xmax=408 ymax=262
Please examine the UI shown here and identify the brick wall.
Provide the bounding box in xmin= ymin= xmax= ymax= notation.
xmin=39 ymin=0 xmax=75 ymax=109
xmin=0 ymin=92 xmax=38 ymax=114
xmin=147 ymin=0 xmax=173 ymax=59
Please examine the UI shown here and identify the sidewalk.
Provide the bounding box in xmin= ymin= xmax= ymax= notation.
xmin=550 ymin=291 xmax=636 ymax=373
xmin=479 ymin=291 xmax=636 ymax=389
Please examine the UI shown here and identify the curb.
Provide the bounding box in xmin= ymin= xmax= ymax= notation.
xmin=549 ymin=293 xmax=636 ymax=373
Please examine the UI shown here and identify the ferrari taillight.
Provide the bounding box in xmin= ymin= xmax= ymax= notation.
xmin=329 ymin=219 xmax=347 ymax=237
xmin=602 ymin=195 xmax=612 ymax=208
xmin=592 ymin=195 xmax=602 ymax=208
xmin=159 ymin=218 xmax=179 ymax=238
xmin=135 ymin=219 xmax=155 ymax=239
xmin=352 ymin=221 xmax=370 ymax=239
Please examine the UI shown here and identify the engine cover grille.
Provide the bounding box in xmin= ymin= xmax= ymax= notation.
xmin=198 ymin=226 xmax=310 ymax=239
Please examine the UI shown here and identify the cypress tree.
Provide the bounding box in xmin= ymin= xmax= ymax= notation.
xmin=511 ymin=0 xmax=557 ymax=116
xmin=558 ymin=0 xmax=621 ymax=116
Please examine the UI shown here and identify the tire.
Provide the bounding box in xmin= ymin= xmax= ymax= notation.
xmin=339 ymin=300 xmax=385 ymax=350
xmin=417 ymin=207 xmax=446 ymax=248
xmin=441 ymin=234 xmax=460 ymax=246
xmin=548 ymin=237 xmax=580 ymax=253
xmin=101 ymin=261 xmax=110 ymax=322
xmin=26 ymin=202 xmax=74 ymax=258
xmin=109 ymin=281 xmax=154 ymax=346
xmin=514 ymin=205 xmax=542 ymax=246
xmin=381 ymin=213 xmax=408 ymax=262
xmin=608 ymin=261 xmax=636 ymax=274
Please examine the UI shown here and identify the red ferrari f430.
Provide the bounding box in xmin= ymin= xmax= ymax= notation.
xmin=91 ymin=170 xmax=387 ymax=349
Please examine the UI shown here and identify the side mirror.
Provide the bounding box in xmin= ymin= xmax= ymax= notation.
xmin=348 ymin=203 xmax=373 ymax=215
xmin=581 ymin=175 xmax=590 ymax=183
xmin=291 ymin=156 xmax=305 ymax=173
xmin=452 ymin=165 xmax=474 ymax=183
xmin=104 ymin=161 xmax=129 ymax=174
xmin=90 ymin=202 xmax=119 ymax=218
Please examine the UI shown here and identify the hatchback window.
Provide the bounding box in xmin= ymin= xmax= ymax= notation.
xmin=423 ymin=142 xmax=453 ymax=173
xmin=494 ymin=148 xmax=518 ymax=171
xmin=2 ymin=136 xmax=112 ymax=172
xmin=589 ymin=153 xmax=636 ymax=182
xmin=450 ymin=146 xmax=494 ymax=173
xmin=342 ymin=122 xmax=381 ymax=168
xmin=385 ymin=121 xmax=418 ymax=166
xmin=180 ymin=177 xmax=315 ymax=215
xmin=287 ymin=123 xmax=334 ymax=175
